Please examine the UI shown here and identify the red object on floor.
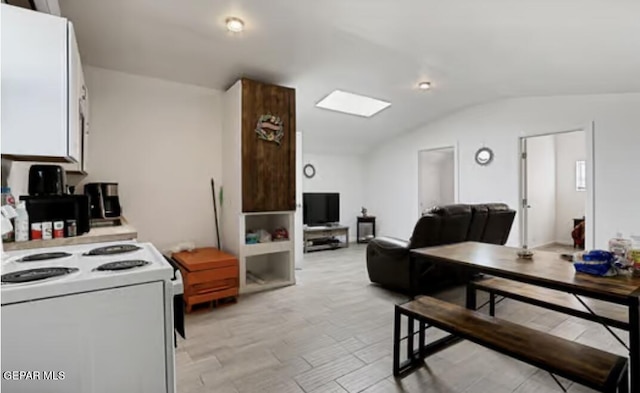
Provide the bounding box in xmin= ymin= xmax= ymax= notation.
xmin=572 ymin=221 xmax=585 ymax=249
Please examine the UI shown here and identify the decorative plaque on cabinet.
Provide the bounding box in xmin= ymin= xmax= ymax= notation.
xmin=255 ymin=114 xmax=284 ymax=145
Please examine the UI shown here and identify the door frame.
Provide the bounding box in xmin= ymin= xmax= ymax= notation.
xmin=294 ymin=131 xmax=303 ymax=268
xmin=417 ymin=144 xmax=459 ymax=215
xmin=518 ymin=122 xmax=595 ymax=249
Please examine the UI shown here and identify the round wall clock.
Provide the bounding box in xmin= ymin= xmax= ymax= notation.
xmin=475 ymin=147 xmax=494 ymax=166
xmin=303 ymin=164 xmax=316 ymax=178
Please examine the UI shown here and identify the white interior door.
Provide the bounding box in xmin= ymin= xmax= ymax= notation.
xmin=418 ymin=147 xmax=456 ymax=214
xmin=523 ymin=134 xmax=558 ymax=248
xmin=520 ymin=128 xmax=592 ymax=249
xmin=295 ymin=131 xmax=303 ymax=268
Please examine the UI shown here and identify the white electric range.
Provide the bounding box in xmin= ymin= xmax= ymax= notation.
xmin=1 ymin=241 xmax=177 ymax=393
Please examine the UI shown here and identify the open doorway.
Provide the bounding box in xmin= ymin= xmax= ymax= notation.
xmin=520 ymin=129 xmax=593 ymax=252
xmin=418 ymin=146 xmax=456 ymax=215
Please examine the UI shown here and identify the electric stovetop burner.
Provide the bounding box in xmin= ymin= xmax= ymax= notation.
xmin=84 ymin=244 xmax=142 ymax=256
xmin=1 ymin=267 xmax=79 ymax=284
xmin=94 ymin=260 xmax=150 ymax=271
xmin=17 ymin=252 xmax=73 ymax=263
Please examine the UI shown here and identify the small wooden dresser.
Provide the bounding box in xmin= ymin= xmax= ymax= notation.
xmin=172 ymin=247 xmax=239 ymax=312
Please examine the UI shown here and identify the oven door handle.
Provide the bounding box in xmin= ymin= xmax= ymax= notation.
xmin=173 ymin=294 xmax=185 ymax=340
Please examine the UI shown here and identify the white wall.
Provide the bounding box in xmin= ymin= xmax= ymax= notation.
xmin=302 ymin=153 xmax=364 ymax=241
xmin=525 ymin=135 xmax=556 ymax=248
xmin=555 ymin=131 xmax=586 ymax=245
xmin=220 ymin=81 xmax=242 ymax=257
xmin=364 ymin=93 xmax=640 ymax=248
xmin=80 ymin=67 xmax=223 ymax=251
xmin=3 ymin=160 xmax=29 ymax=198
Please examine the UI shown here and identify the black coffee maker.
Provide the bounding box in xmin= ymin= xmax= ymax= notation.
xmin=84 ymin=183 xmax=121 ymax=218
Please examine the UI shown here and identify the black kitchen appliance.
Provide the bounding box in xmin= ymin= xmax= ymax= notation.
xmin=84 ymin=244 xmax=141 ymax=256
xmin=1 ymin=267 xmax=79 ymax=284
xmin=164 ymin=256 xmax=185 ymax=341
xmin=17 ymin=252 xmax=73 ymax=262
xmin=84 ymin=183 xmax=121 ymax=218
xmin=94 ymin=260 xmax=150 ymax=271
xmin=20 ymin=195 xmax=91 ymax=237
xmin=28 ymin=165 xmax=66 ymax=196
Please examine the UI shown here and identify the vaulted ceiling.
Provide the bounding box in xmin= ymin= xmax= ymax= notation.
xmin=59 ymin=0 xmax=640 ymax=154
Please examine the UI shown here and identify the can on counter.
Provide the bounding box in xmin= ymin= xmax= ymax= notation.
xmin=42 ymin=222 xmax=53 ymax=240
xmin=53 ymin=221 xmax=64 ymax=238
xmin=31 ymin=222 xmax=43 ymax=240
xmin=66 ymin=219 xmax=77 ymax=237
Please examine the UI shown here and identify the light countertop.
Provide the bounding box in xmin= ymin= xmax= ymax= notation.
xmin=2 ymin=219 xmax=137 ymax=251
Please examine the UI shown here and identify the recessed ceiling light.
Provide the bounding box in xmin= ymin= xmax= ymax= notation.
xmin=316 ymin=90 xmax=391 ymax=118
xmin=226 ymin=17 xmax=244 ymax=33
xmin=418 ymin=81 xmax=432 ymax=90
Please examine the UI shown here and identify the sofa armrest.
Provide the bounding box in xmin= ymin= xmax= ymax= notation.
xmin=366 ymin=237 xmax=412 ymax=293
xmin=368 ymin=236 xmax=410 ymax=256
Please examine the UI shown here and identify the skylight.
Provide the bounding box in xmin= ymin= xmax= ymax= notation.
xmin=315 ymin=90 xmax=391 ymax=118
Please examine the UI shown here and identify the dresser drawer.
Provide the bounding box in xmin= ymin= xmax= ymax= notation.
xmin=186 ymin=277 xmax=237 ymax=297
xmin=183 ymin=266 xmax=238 ymax=286
xmin=185 ymin=287 xmax=238 ymax=307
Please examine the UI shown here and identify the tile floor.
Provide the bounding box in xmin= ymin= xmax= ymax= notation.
xmin=534 ymin=243 xmax=581 ymax=254
xmin=176 ymin=245 xmax=629 ymax=393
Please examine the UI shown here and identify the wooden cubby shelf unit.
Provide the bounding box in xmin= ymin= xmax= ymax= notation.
xmin=220 ymin=79 xmax=297 ymax=295
xmin=239 ymin=212 xmax=295 ymax=294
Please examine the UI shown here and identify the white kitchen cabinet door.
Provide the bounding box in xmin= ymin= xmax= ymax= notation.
xmin=61 ymin=22 xmax=88 ymax=173
xmin=81 ymin=73 xmax=90 ymax=173
xmin=67 ymin=22 xmax=82 ymax=164
xmin=0 ymin=5 xmax=75 ymax=161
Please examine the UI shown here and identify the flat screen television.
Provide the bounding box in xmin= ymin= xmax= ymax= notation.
xmin=303 ymin=193 xmax=339 ymax=226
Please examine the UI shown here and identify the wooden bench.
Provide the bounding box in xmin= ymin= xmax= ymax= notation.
xmin=470 ymin=277 xmax=629 ymax=330
xmin=394 ymin=296 xmax=629 ymax=392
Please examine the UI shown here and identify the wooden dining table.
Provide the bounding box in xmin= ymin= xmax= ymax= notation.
xmin=411 ymin=241 xmax=640 ymax=393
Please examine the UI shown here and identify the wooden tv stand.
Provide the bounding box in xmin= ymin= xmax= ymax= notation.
xmin=303 ymin=225 xmax=349 ymax=253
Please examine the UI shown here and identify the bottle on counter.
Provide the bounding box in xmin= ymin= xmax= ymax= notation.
xmin=1 ymin=186 xmax=16 ymax=242
xmin=31 ymin=223 xmax=43 ymax=240
xmin=65 ymin=219 xmax=77 ymax=237
xmin=42 ymin=221 xmax=53 ymax=240
xmin=628 ymin=235 xmax=640 ymax=277
xmin=14 ymin=201 xmax=29 ymax=242
xmin=609 ymin=232 xmax=632 ymax=266
xmin=53 ymin=221 xmax=64 ymax=238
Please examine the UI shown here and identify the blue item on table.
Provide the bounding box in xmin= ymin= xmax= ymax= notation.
xmin=581 ymin=250 xmax=614 ymax=262
xmin=574 ymin=250 xmax=616 ymax=276
xmin=574 ymin=261 xmax=613 ymax=276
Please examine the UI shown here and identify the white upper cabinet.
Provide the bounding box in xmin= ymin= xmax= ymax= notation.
xmin=67 ymin=22 xmax=82 ymax=164
xmin=63 ymin=22 xmax=90 ymax=173
xmin=78 ymin=62 xmax=90 ymax=173
xmin=1 ymin=4 xmax=84 ymax=164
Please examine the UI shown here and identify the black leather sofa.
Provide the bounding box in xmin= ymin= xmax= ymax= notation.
xmin=366 ymin=203 xmax=515 ymax=294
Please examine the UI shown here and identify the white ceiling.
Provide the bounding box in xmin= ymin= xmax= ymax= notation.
xmin=59 ymin=0 xmax=640 ymax=155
